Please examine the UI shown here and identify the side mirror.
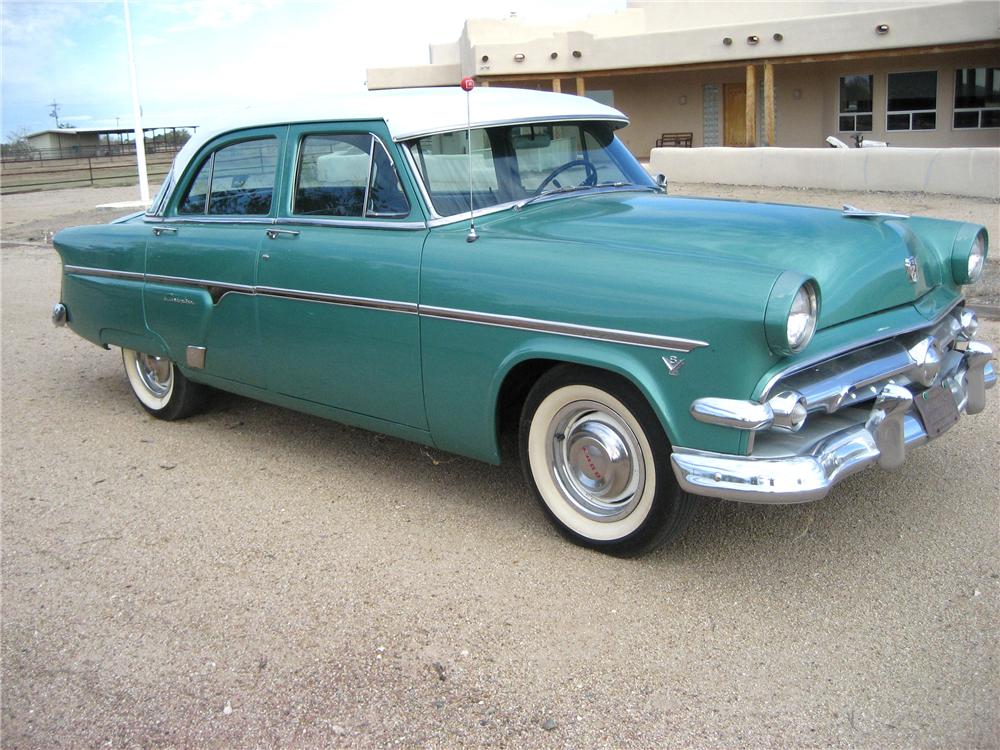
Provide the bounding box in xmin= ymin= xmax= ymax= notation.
xmin=655 ymin=173 xmax=668 ymax=193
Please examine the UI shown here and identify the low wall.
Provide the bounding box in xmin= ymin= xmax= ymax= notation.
xmin=649 ymin=146 xmax=1000 ymax=199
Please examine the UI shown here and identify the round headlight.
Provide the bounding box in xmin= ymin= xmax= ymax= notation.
xmin=951 ymin=226 xmax=988 ymax=285
xmin=967 ymin=232 xmax=986 ymax=283
xmin=764 ymin=273 xmax=820 ymax=356
xmin=787 ymin=283 xmax=818 ymax=352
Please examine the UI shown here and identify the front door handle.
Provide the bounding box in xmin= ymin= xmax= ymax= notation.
xmin=152 ymin=226 xmax=178 ymax=236
xmin=265 ymin=229 xmax=300 ymax=240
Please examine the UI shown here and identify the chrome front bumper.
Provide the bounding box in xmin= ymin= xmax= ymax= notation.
xmin=672 ymin=323 xmax=995 ymax=504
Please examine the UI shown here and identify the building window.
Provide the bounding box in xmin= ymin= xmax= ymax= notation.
xmin=954 ymin=67 xmax=999 ymax=129
xmin=839 ymin=75 xmax=873 ymax=132
xmin=887 ymin=71 xmax=937 ymax=130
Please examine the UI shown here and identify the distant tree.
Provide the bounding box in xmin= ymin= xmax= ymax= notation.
xmin=57 ymin=122 xmax=76 ymax=129
xmin=2 ymin=128 xmax=36 ymax=160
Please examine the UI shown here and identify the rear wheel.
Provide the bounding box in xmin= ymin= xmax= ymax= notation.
xmin=519 ymin=366 xmax=696 ymax=555
xmin=121 ymin=348 xmax=208 ymax=420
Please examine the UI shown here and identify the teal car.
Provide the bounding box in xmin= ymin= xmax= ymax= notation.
xmin=52 ymin=87 xmax=995 ymax=555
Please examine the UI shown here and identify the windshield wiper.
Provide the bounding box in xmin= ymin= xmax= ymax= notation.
xmin=513 ymin=182 xmax=656 ymax=211
xmin=514 ymin=184 xmax=595 ymax=210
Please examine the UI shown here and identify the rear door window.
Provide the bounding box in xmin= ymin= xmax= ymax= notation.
xmin=177 ymin=137 xmax=278 ymax=216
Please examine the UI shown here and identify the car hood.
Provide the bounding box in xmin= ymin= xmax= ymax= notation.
xmin=501 ymin=192 xmax=952 ymax=329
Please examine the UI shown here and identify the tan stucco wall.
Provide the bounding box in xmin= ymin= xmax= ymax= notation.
xmin=649 ymin=145 xmax=1000 ymax=198
xmin=369 ymin=1 xmax=998 ymax=83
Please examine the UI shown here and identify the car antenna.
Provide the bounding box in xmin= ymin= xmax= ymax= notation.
xmin=461 ymin=76 xmax=479 ymax=243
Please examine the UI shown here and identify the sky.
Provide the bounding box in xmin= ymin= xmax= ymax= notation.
xmin=1 ymin=0 xmax=626 ymax=139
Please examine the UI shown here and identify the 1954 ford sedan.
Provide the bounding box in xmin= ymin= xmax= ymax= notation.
xmin=52 ymin=87 xmax=995 ymax=555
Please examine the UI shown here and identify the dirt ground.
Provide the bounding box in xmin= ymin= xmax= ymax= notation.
xmin=2 ymin=184 xmax=998 ymax=749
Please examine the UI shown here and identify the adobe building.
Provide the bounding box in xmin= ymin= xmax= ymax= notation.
xmin=366 ymin=1 xmax=999 ymax=157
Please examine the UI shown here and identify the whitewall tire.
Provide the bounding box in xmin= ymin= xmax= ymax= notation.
xmin=121 ymin=348 xmax=208 ymax=420
xmin=519 ymin=366 xmax=696 ymax=555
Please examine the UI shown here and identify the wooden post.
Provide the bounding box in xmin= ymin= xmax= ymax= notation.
xmin=552 ymin=78 xmax=561 ymax=93
xmin=745 ymin=64 xmax=757 ymax=147
xmin=763 ymin=62 xmax=775 ymax=146
xmin=576 ymin=76 xmax=585 ymax=96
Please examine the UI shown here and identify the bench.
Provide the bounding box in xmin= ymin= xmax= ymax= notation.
xmin=655 ymin=132 xmax=693 ymax=148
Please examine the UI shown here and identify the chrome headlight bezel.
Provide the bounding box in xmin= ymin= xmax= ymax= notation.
xmin=951 ymin=226 xmax=988 ymax=285
xmin=765 ymin=272 xmax=820 ymax=357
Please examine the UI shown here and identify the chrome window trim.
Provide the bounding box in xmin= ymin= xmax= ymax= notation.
xmin=366 ymin=138 xmax=412 ymax=219
xmin=274 ymin=217 xmax=426 ymax=231
xmin=157 ymin=217 xmax=277 ymax=226
xmin=60 ymin=264 xmax=708 ymax=352
xmin=401 ymin=145 xmax=441 ymax=220
xmin=390 ymin=115 xmax=628 ymax=142
xmin=420 ymin=305 xmax=709 ymax=353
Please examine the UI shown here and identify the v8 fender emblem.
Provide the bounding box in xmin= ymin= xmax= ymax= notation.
xmin=904 ymin=256 xmax=919 ymax=284
xmin=662 ymin=355 xmax=686 ymax=376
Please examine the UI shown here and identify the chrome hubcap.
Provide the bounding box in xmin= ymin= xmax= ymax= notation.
xmin=134 ymin=352 xmax=172 ymax=398
xmin=546 ymin=400 xmax=644 ymax=522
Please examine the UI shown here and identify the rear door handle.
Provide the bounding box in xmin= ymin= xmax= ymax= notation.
xmin=265 ymin=229 xmax=300 ymax=240
xmin=152 ymin=226 xmax=178 ymax=236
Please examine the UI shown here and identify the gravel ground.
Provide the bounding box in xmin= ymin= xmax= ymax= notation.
xmin=2 ymin=184 xmax=998 ymax=748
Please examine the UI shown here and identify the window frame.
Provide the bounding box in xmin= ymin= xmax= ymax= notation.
xmin=289 ymin=130 xmax=411 ymax=221
xmin=953 ymin=66 xmax=1000 ymax=130
xmin=168 ymin=129 xmax=284 ymax=220
xmin=886 ymin=70 xmax=939 ymax=132
xmin=837 ymin=74 xmax=874 ymax=133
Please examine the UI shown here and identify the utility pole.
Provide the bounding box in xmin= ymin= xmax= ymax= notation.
xmin=48 ymin=101 xmax=61 ymax=128
xmin=123 ymin=0 xmax=149 ymax=203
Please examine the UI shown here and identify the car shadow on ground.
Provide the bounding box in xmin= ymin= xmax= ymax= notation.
xmin=177 ymin=386 xmax=937 ymax=575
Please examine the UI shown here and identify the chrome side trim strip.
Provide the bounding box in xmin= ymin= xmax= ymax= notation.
xmin=143 ymin=273 xmax=254 ymax=294
xmin=256 ymin=285 xmax=418 ymax=314
xmin=64 ymin=265 xmax=145 ymax=282
xmin=420 ymin=305 xmax=709 ymax=353
xmin=63 ymin=265 xmax=708 ymax=351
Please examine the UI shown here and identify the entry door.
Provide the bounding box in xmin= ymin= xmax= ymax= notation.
xmin=145 ymin=224 xmax=264 ymax=386
xmin=256 ymin=125 xmax=428 ymax=428
xmin=144 ymin=130 xmax=284 ymax=387
xmin=724 ymin=83 xmax=747 ymax=146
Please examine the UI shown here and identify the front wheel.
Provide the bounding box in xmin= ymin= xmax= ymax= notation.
xmin=519 ymin=366 xmax=696 ymax=555
xmin=121 ymin=348 xmax=208 ymax=420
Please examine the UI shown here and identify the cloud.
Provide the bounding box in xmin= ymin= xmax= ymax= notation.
xmin=161 ymin=0 xmax=279 ymax=33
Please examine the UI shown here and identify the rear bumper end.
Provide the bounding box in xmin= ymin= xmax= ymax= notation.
xmin=672 ymin=310 xmax=995 ymax=504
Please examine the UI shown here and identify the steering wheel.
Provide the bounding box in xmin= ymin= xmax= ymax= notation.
xmin=535 ymin=159 xmax=598 ymax=194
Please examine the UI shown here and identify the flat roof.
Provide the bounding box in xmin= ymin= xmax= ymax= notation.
xmin=26 ymin=126 xmax=199 ymax=138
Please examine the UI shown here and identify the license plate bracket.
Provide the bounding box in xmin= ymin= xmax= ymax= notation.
xmin=913 ymin=384 xmax=960 ymax=439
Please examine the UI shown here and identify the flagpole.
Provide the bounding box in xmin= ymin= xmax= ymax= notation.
xmin=123 ymin=0 xmax=149 ymax=203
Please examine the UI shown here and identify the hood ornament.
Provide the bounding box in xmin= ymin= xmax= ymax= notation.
xmin=904 ymin=256 xmax=919 ymax=283
xmin=842 ymin=204 xmax=909 ymax=220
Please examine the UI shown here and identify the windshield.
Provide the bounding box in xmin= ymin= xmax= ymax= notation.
xmin=406 ymin=122 xmax=654 ymax=217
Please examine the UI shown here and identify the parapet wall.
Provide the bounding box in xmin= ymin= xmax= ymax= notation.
xmin=649 ymin=146 xmax=1000 ymax=199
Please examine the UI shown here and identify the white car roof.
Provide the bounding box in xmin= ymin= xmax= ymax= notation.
xmin=167 ymin=87 xmax=628 ymax=181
